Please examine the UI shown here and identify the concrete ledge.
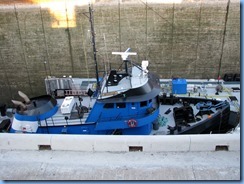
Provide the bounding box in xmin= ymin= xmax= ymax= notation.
xmin=190 ymin=134 xmax=240 ymax=151
xmin=0 ymin=133 xmax=240 ymax=152
xmin=51 ymin=135 xmax=94 ymax=151
xmin=0 ymin=133 xmax=51 ymax=150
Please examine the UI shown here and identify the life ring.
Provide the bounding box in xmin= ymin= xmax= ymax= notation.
xmin=127 ymin=119 xmax=137 ymax=128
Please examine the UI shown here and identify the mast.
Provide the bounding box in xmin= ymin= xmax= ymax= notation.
xmin=88 ymin=4 xmax=100 ymax=90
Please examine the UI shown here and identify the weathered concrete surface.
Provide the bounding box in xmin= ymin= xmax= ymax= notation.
xmin=0 ymin=133 xmax=240 ymax=152
xmin=0 ymin=0 xmax=240 ymax=105
xmin=0 ymin=150 xmax=240 ymax=180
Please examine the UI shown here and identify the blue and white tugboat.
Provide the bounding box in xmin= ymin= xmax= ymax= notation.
xmin=9 ymin=49 xmax=161 ymax=135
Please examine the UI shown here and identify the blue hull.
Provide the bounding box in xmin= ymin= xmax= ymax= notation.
xmin=34 ymin=108 xmax=159 ymax=135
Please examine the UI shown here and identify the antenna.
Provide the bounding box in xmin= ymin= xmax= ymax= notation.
xmin=84 ymin=4 xmax=100 ymax=91
xmin=112 ymin=48 xmax=137 ymax=61
xmin=103 ymin=33 xmax=109 ymax=75
xmin=112 ymin=48 xmax=137 ymax=74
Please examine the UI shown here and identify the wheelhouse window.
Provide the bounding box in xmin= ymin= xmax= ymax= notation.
xmin=104 ymin=103 xmax=114 ymax=109
xmin=116 ymin=103 xmax=126 ymax=108
xmin=140 ymin=101 xmax=147 ymax=107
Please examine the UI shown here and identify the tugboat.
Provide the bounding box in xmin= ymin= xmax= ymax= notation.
xmin=9 ymin=48 xmax=161 ymax=135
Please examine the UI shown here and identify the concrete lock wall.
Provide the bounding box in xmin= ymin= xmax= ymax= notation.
xmin=0 ymin=0 xmax=240 ymax=105
xmin=0 ymin=133 xmax=240 ymax=152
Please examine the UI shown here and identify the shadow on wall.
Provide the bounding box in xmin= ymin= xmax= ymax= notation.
xmin=0 ymin=0 xmax=185 ymax=28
